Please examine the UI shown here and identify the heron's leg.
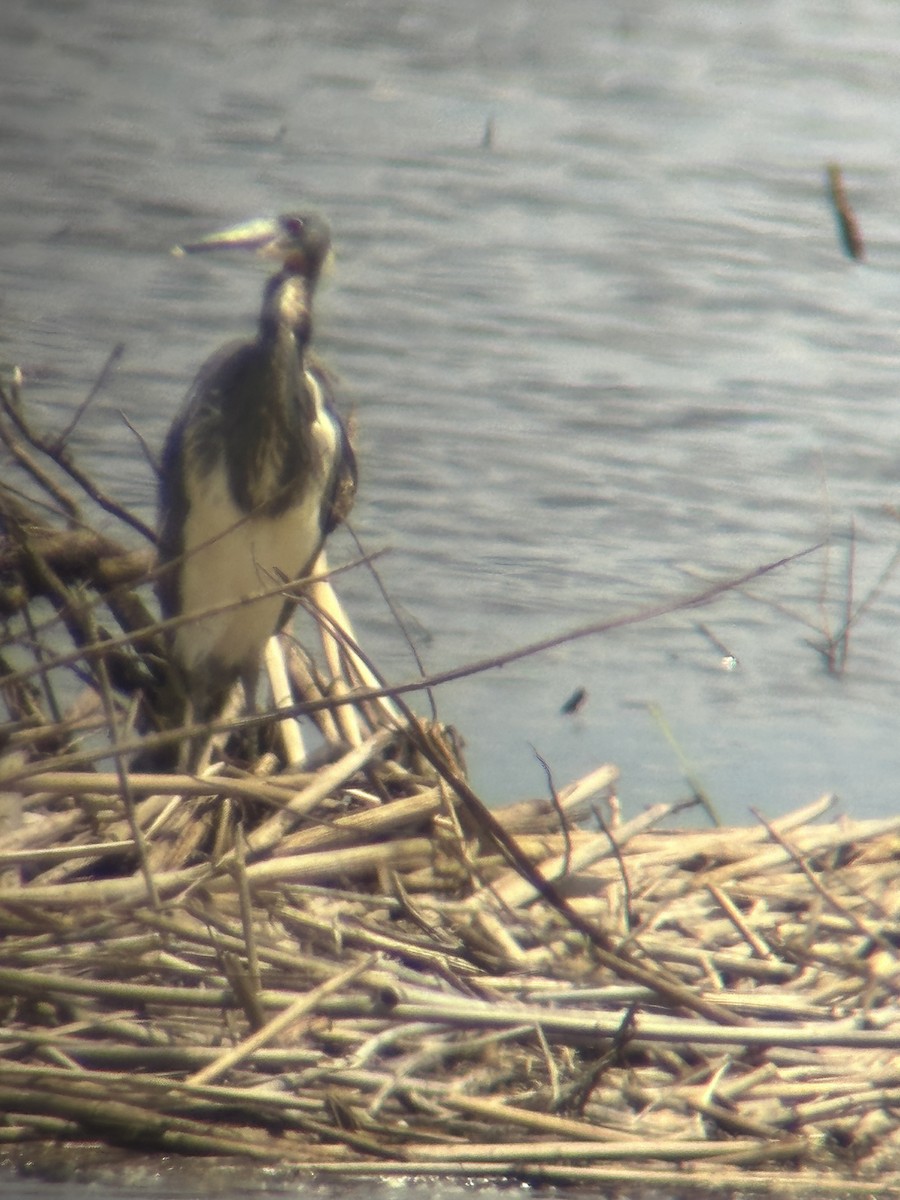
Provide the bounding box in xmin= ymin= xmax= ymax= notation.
xmin=185 ymin=675 xmax=247 ymax=772
xmin=306 ymin=552 xmax=363 ymax=748
xmin=264 ymin=634 xmax=306 ymax=765
xmin=309 ymin=566 xmax=404 ymax=726
xmin=184 ymin=692 xmax=223 ymax=773
xmin=307 ymin=553 xmax=407 ymax=741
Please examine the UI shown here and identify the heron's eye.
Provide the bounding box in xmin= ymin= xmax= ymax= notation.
xmin=282 ymin=216 xmax=305 ymax=239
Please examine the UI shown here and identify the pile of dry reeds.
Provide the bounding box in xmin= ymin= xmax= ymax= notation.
xmin=1 ymin=372 xmax=900 ymax=1196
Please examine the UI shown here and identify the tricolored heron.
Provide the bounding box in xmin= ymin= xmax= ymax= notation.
xmin=157 ymin=212 xmax=357 ymax=727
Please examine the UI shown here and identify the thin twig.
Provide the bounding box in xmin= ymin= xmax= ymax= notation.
xmin=54 ymin=343 xmax=124 ymax=449
xmin=531 ymin=745 xmax=572 ymax=878
xmin=347 ymin=521 xmax=438 ymax=721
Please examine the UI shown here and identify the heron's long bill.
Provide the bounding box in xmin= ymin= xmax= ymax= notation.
xmin=172 ymin=217 xmax=282 ymax=257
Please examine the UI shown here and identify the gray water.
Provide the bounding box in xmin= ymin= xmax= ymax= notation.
xmin=8 ymin=0 xmax=900 ymax=825
xmin=4 ymin=0 xmax=900 ymax=825
xmin=2 ymin=3 xmax=896 ymax=1198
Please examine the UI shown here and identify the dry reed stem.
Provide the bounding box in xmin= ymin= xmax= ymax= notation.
xmin=187 ymin=954 xmax=378 ymax=1086
xmin=247 ymin=728 xmax=395 ymax=854
xmin=482 ymin=800 xmax=672 ymax=908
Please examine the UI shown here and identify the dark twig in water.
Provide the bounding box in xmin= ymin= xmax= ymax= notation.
xmin=560 ymin=686 xmax=587 ymax=715
xmin=347 ymin=521 xmax=437 ymax=722
xmin=814 ymin=525 xmax=900 ymax=678
xmin=837 ymin=517 xmax=856 ymax=675
xmin=826 ymin=162 xmax=865 ymax=262
xmin=694 ymin=622 xmax=738 ymax=671
xmin=54 ymin=342 xmax=124 ymax=450
xmin=118 ymin=408 xmax=161 ymax=476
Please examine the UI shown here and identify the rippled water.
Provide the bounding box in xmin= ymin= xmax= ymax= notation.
xmin=3 ymin=2 xmax=900 ymax=829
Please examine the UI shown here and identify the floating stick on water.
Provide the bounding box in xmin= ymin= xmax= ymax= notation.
xmin=826 ymin=162 xmax=865 ymax=262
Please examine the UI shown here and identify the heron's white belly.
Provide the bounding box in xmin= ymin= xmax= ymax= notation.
xmin=175 ymin=462 xmax=322 ymax=676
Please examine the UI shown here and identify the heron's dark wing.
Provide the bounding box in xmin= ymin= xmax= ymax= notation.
xmin=155 ymin=340 xmax=248 ymax=618
xmin=307 ymin=359 xmax=357 ymax=536
xmin=325 ymin=417 xmax=357 ymax=534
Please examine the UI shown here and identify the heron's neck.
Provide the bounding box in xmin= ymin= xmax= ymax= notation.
xmin=260 ymin=272 xmax=313 ymax=347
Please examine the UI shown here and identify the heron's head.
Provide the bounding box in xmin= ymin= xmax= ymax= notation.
xmin=173 ymin=212 xmax=333 ymax=285
xmin=265 ymin=214 xmax=332 ymax=283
